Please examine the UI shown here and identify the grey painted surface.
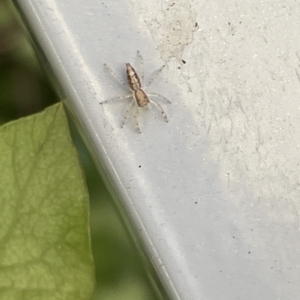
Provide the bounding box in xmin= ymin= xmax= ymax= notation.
xmin=15 ymin=0 xmax=300 ymax=299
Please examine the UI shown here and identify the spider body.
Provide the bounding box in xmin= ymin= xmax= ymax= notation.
xmin=100 ymin=52 xmax=171 ymax=133
xmin=126 ymin=63 xmax=150 ymax=108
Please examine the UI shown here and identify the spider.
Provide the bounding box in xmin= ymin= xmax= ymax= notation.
xmin=99 ymin=51 xmax=171 ymax=133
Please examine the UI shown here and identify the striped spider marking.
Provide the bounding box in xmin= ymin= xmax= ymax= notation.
xmin=100 ymin=51 xmax=171 ymax=133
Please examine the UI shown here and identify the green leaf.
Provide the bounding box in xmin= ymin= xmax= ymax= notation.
xmin=0 ymin=103 xmax=95 ymax=300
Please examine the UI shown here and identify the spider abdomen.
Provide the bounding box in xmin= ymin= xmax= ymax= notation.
xmin=126 ymin=63 xmax=141 ymax=91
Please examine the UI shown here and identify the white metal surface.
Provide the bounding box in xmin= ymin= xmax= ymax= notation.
xmin=14 ymin=0 xmax=300 ymax=299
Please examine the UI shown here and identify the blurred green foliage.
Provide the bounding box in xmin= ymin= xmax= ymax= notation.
xmin=0 ymin=1 xmax=58 ymax=123
xmin=0 ymin=0 xmax=169 ymax=299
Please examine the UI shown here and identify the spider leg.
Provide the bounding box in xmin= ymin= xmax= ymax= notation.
xmin=132 ymin=104 xmax=141 ymax=133
xmin=104 ymin=63 xmax=131 ymax=92
xmin=149 ymin=99 xmax=169 ymax=122
xmin=121 ymin=100 xmax=135 ymax=128
xmin=100 ymin=93 xmax=132 ymax=105
xmin=146 ymin=65 xmax=166 ymax=87
xmin=147 ymin=92 xmax=171 ymax=103
xmin=137 ymin=50 xmax=144 ymax=82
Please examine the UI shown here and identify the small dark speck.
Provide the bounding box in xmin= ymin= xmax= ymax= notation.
xmin=228 ymin=22 xmax=231 ymax=25
xmin=195 ymin=202 xmax=198 ymax=204
xmin=232 ymin=236 xmax=236 ymax=239
xmin=248 ymin=251 xmax=251 ymax=254
xmin=182 ymin=59 xmax=186 ymax=64
xmin=139 ymin=165 xmax=141 ymax=168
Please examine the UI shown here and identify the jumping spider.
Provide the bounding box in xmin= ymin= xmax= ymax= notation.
xmin=100 ymin=51 xmax=171 ymax=133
